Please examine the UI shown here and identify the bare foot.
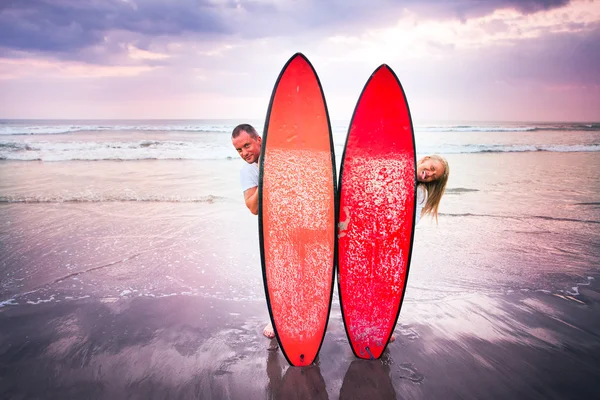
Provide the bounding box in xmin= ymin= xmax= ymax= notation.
xmin=389 ymin=334 xmax=396 ymax=343
xmin=263 ymin=322 xmax=275 ymax=338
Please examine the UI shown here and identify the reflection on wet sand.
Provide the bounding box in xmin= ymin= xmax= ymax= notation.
xmin=339 ymin=354 xmax=397 ymax=400
xmin=2 ymin=282 xmax=600 ymax=399
xmin=266 ymin=349 xmax=328 ymax=400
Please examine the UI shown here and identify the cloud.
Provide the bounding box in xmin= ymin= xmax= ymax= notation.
xmin=0 ymin=0 xmax=578 ymax=58
xmin=500 ymin=26 xmax=600 ymax=86
xmin=410 ymin=0 xmax=573 ymax=20
xmin=0 ymin=57 xmax=160 ymax=79
xmin=224 ymin=0 xmax=576 ymax=38
xmin=0 ymin=0 xmax=231 ymax=54
xmin=0 ymin=0 xmax=597 ymax=121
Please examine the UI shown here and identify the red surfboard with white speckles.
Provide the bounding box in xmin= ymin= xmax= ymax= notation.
xmin=259 ymin=53 xmax=336 ymax=366
xmin=337 ymin=65 xmax=417 ymax=360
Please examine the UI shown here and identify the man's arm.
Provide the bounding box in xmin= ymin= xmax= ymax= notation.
xmin=244 ymin=186 xmax=259 ymax=215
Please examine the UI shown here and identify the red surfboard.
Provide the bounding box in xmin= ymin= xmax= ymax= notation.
xmin=259 ymin=53 xmax=336 ymax=366
xmin=337 ymin=65 xmax=417 ymax=360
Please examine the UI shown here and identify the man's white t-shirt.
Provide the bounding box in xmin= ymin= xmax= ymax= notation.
xmin=240 ymin=162 xmax=259 ymax=192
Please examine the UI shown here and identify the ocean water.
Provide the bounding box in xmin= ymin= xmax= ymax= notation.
xmin=1 ymin=120 xmax=599 ymax=163
xmin=0 ymin=119 xmax=599 ymax=308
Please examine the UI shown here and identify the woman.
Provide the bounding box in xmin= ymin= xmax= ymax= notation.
xmin=415 ymin=154 xmax=450 ymax=224
xmin=390 ymin=154 xmax=449 ymax=344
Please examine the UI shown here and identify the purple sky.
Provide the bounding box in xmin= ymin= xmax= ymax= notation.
xmin=0 ymin=0 xmax=598 ymax=121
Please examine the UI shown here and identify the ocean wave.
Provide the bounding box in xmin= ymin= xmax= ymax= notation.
xmin=1 ymin=139 xmax=599 ymax=162
xmin=0 ymin=140 xmax=236 ymax=161
xmin=1 ymin=121 xmax=599 ymax=136
xmin=0 ymin=142 xmax=34 ymax=150
xmin=0 ymin=194 xmax=228 ymax=204
xmin=417 ymin=123 xmax=600 ymax=133
xmin=445 ymin=188 xmax=480 ymax=194
xmin=530 ymin=215 xmax=600 ymax=225
xmin=0 ymin=124 xmax=239 ymax=136
xmin=439 ymin=213 xmax=600 ymax=224
xmin=432 ymin=144 xmax=600 ymax=154
xmin=418 ymin=126 xmax=537 ymax=132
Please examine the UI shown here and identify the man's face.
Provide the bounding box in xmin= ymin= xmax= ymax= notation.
xmin=417 ymin=157 xmax=444 ymax=183
xmin=232 ymin=130 xmax=262 ymax=164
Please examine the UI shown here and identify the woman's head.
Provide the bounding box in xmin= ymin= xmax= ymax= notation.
xmin=417 ymin=155 xmax=448 ymax=183
xmin=417 ymin=155 xmax=449 ymax=222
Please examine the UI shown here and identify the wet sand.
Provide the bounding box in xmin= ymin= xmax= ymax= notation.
xmin=1 ymin=282 xmax=600 ymax=399
xmin=1 ymin=152 xmax=600 ymax=399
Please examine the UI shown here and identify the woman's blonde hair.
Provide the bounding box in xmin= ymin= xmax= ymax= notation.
xmin=419 ymin=155 xmax=449 ymax=223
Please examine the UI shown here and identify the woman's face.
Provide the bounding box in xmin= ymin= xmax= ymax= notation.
xmin=417 ymin=157 xmax=445 ymax=183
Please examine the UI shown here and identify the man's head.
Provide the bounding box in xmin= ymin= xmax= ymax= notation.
xmin=232 ymin=124 xmax=262 ymax=164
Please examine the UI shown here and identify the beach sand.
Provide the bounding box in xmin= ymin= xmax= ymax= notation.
xmin=1 ymin=283 xmax=600 ymax=399
xmin=1 ymin=152 xmax=600 ymax=399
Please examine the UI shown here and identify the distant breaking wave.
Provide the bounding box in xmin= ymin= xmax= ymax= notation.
xmin=1 ymin=140 xmax=599 ymax=161
xmin=445 ymin=188 xmax=480 ymax=194
xmin=0 ymin=140 xmax=236 ymax=161
xmin=0 ymin=194 xmax=228 ymax=204
xmin=0 ymin=124 xmax=238 ymax=135
xmin=437 ymin=143 xmax=600 ymax=154
xmin=417 ymin=123 xmax=600 ymax=133
xmin=1 ymin=122 xmax=599 ymax=136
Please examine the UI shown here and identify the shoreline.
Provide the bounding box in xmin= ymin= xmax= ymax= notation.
xmin=2 ymin=279 xmax=600 ymax=399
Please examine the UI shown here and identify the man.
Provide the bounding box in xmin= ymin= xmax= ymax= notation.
xmin=231 ymin=123 xmax=275 ymax=338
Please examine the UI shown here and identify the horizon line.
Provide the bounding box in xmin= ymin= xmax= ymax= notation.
xmin=1 ymin=118 xmax=598 ymax=124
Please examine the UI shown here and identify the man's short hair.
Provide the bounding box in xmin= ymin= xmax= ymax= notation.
xmin=232 ymin=124 xmax=259 ymax=139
